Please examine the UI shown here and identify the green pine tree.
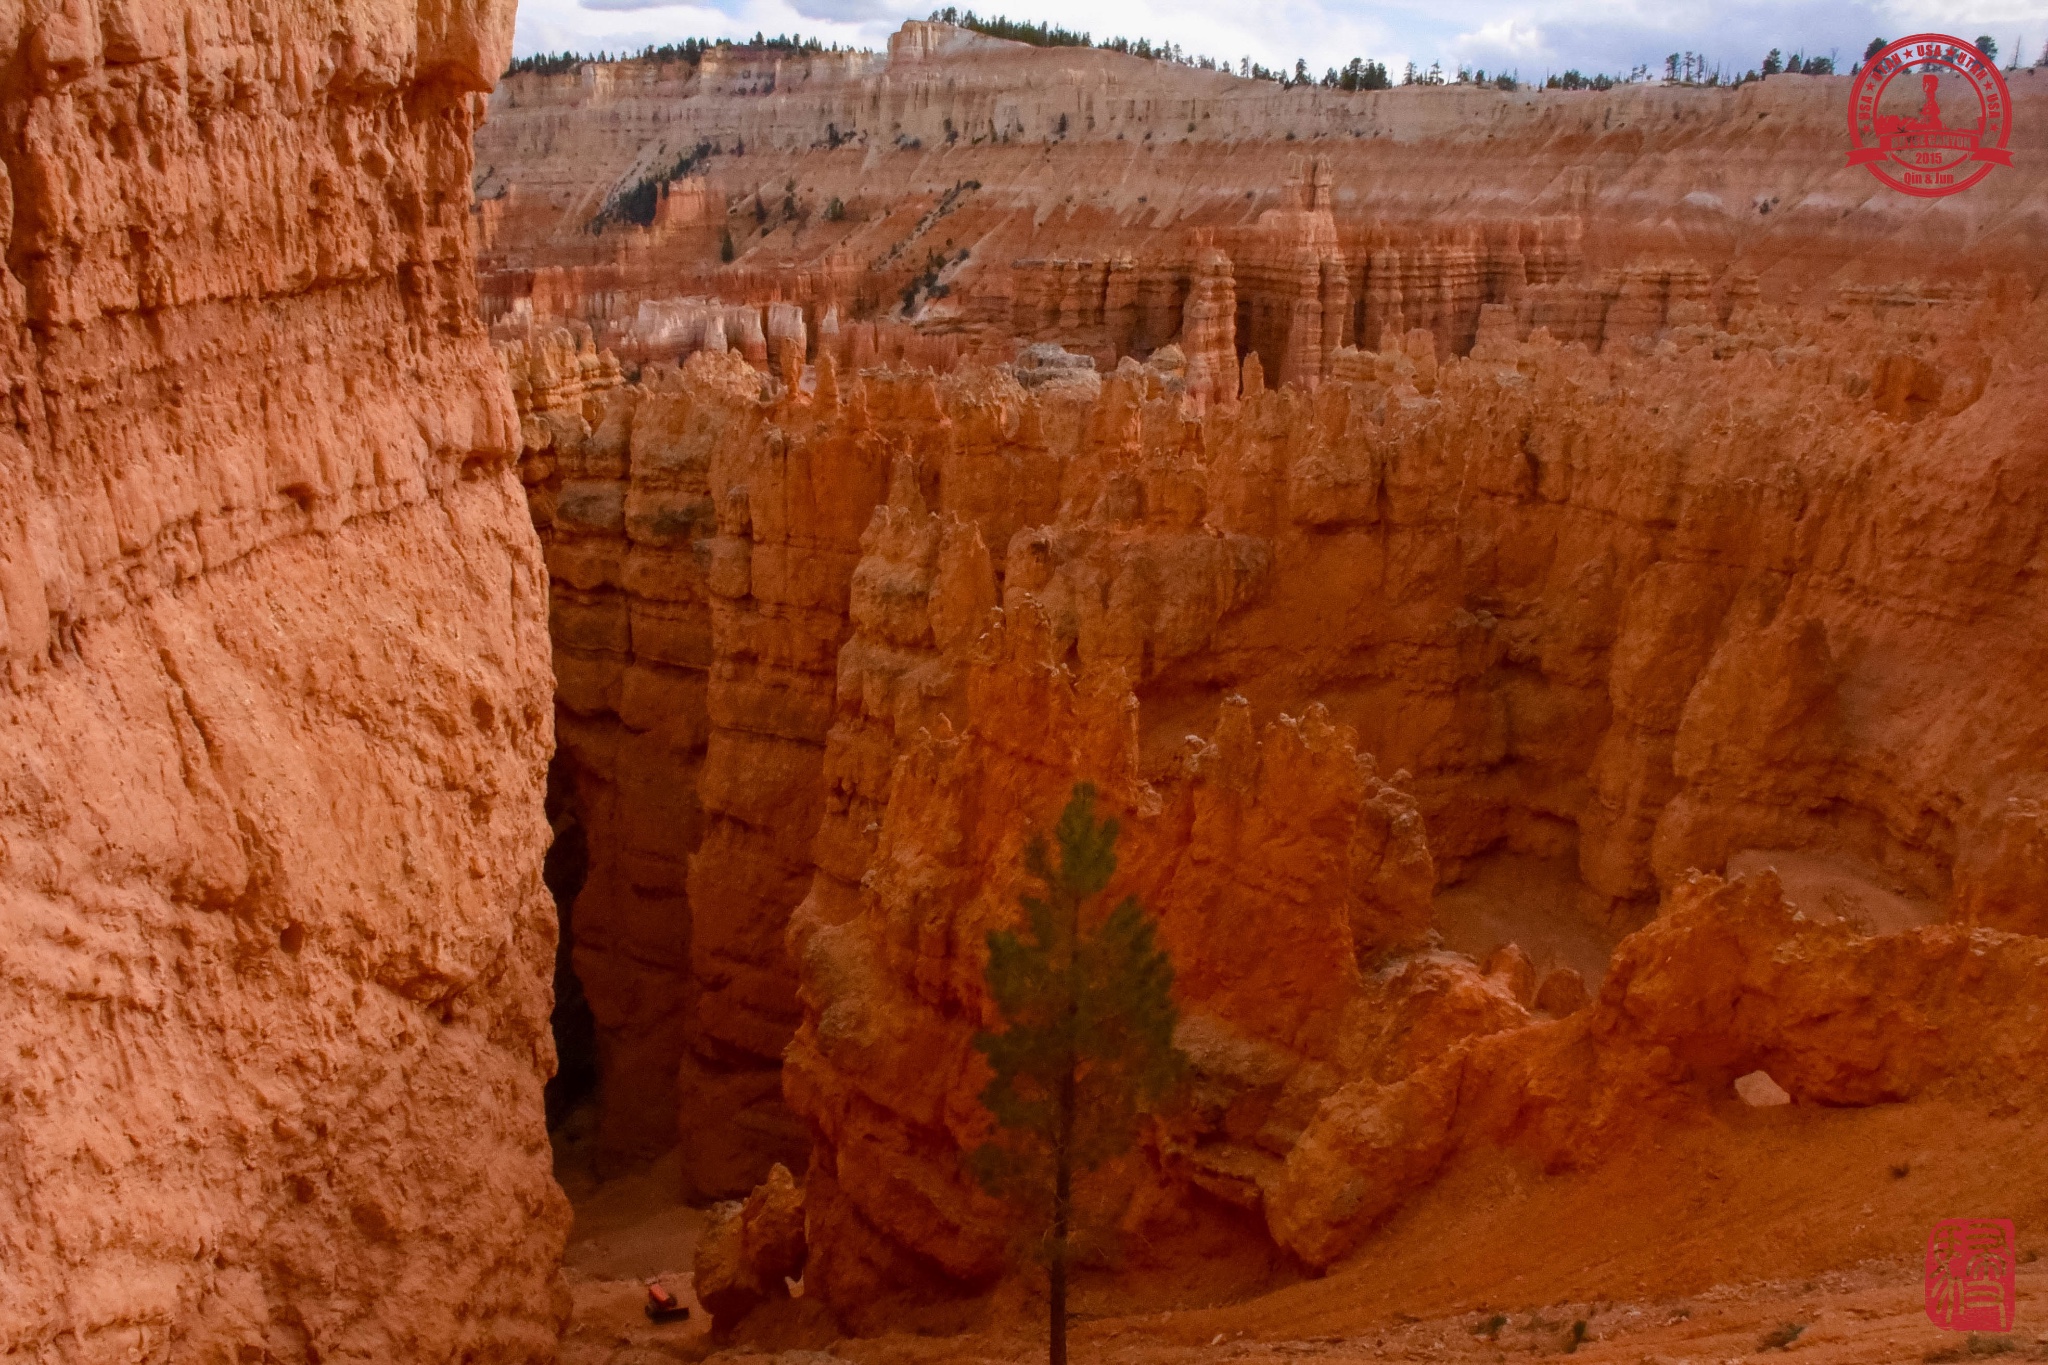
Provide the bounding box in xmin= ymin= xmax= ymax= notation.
xmin=969 ymin=782 xmax=1185 ymax=1365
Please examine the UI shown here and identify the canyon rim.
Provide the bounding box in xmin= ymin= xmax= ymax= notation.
xmin=5 ymin=8 xmax=2048 ymax=1364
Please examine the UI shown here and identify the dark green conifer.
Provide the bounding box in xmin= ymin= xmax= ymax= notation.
xmin=969 ymin=782 xmax=1185 ymax=1365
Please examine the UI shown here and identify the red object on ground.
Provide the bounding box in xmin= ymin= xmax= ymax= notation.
xmin=644 ymin=1283 xmax=690 ymax=1322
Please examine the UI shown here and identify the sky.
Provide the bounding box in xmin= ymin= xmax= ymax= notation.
xmin=513 ymin=0 xmax=2048 ymax=80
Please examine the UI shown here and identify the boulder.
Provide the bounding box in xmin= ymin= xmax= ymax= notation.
xmin=1482 ymin=943 xmax=1539 ymax=1005
xmin=1534 ymin=966 xmax=1590 ymax=1017
xmin=1735 ymin=1070 xmax=1793 ymax=1107
xmin=694 ymin=1163 xmax=809 ymax=1329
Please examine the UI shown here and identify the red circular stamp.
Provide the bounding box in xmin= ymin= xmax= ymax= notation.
xmin=1847 ymin=34 xmax=2015 ymax=197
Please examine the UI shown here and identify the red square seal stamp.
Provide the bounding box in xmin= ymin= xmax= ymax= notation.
xmin=1925 ymin=1218 xmax=2017 ymax=1331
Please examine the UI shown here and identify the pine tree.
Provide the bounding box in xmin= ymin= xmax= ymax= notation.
xmin=969 ymin=782 xmax=1185 ymax=1365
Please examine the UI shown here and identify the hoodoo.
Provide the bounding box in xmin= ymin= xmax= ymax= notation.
xmin=498 ymin=23 xmax=2048 ymax=1357
xmin=6 ymin=8 xmax=2047 ymax=1364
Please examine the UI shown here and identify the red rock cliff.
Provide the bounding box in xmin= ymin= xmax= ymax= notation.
xmin=777 ymin=298 xmax=2048 ymax=1317
xmin=0 ymin=0 xmax=568 ymax=1357
xmin=511 ymin=275 xmax=2048 ymax=1318
xmin=494 ymin=24 xmax=2048 ymax=1333
xmin=475 ymin=29 xmax=2048 ymax=369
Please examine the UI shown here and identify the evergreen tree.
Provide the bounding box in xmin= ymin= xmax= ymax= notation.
xmin=969 ymin=782 xmax=1185 ymax=1365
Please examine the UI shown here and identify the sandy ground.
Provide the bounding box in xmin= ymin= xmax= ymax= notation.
xmin=576 ymin=1256 xmax=2048 ymax=1365
xmin=1722 ymin=850 xmax=1939 ymax=937
xmin=552 ymin=1105 xmax=717 ymax=1364
xmin=554 ymin=1090 xmax=2047 ymax=1365
xmin=1432 ymin=853 xmax=1623 ymax=987
xmin=1430 ymin=849 xmax=1941 ymax=993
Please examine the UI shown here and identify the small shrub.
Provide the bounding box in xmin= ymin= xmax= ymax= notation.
xmin=602 ymin=178 xmax=660 ymax=228
xmin=824 ymin=197 xmax=846 ymax=221
xmin=1924 ymin=1334 xmax=2022 ymax=1362
xmin=719 ymin=229 xmax=735 ymax=262
xmin=1759 ymin=1322 xmax=1807 ymax=1352
xmin=588 ymin=139 xmax=715 ymax=231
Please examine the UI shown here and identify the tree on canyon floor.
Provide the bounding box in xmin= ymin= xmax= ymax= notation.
xmin=969 ymin=782 xmax=1187 ymax=1365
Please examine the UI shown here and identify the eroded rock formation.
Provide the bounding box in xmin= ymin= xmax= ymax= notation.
xmin=475 ymin=29 xmax=2048 ymax=373
xmin=511 ymin=259 xmax=2048 ymax=1322
xmin=494 ymin=20 xmax=2048 ymax=1339
xmin=1268 ymin=868 xmax=2048 ymax=1269
xmin=692 ymin=1161 xmax=808 ymax=1329
xmin=0 ymin=0 xmax=568 ymax=1357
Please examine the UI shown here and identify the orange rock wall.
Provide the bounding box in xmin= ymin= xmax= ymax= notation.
xmin=476 ymin=35 xmax=2048 ymax=367
xmin=731 ymin=296 xmax=2048 ymax=925
xmin=508 ymin=272 xmax=2048 ymax=1297
xmin=509 ymin=334 xmax=717 ymax=1160
xmin=0 ymin=0 xmax=569 ymax=1357
xmin=679 ymin=352 xmax=894 ymax=1196
xmin=491 ymin=23 xmax=2048 ymax=1319
xmin=768 ymin=295 xmax=2048 ymax=1315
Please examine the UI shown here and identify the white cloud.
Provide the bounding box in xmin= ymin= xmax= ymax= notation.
xmin=512 ymin=0 xmax=884 ymax=57
xmin=785 ymin=0 xmax=904 ymax=21
xmin=576 ymin=0 xmax=705 ymax=13
xmin=1448 ymin=15 xmax=1551 ymax=71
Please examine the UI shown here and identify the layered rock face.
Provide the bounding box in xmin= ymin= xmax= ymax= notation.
xmin=509 ymin=269 xmax=2048 ymax=1317
xmin=493 ymin=18 xmax=2048 ymax=1332
xmin=784 ymin=302 xmax=2048 ymax=1320
xmin=475 ymin=28 xmax=2048 ymax=371
xmin=0 ymin=0 xmax=569 ymax=1358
